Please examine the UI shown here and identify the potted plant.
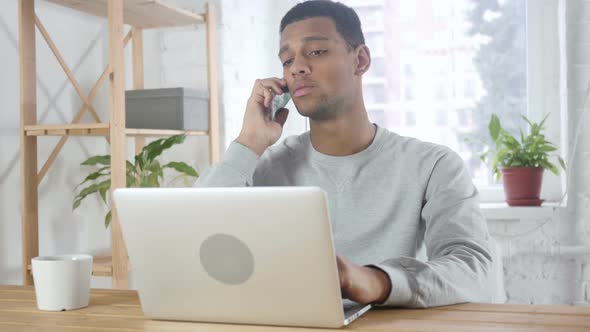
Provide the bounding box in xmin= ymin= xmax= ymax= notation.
xmin=73 ymin=134 xmax=199 ymax=227
xmin=481 ymin=114 xmax=565 ymax=206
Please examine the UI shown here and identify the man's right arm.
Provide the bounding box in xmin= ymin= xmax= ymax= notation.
xmin=196 ymin=77 xmax=290 ymax=187
xmin=194 ymin=141 xmax=261 ymax=187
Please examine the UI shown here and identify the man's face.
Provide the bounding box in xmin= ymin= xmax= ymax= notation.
xmin=279 ymin=17 xmax=359 ymax=120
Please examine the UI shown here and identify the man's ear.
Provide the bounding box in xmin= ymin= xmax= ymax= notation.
xmin=354 ymin=45 xmax=371 ymax=76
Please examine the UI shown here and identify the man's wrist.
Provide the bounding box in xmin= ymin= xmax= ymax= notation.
xmin=235 ymin=133 xmax=268 ymax=156
xmin=366 ymin=266 xmax=391 ymax=304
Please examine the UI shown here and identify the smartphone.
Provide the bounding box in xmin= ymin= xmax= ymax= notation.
xmin=270 ymin=86 xmax=291 ymax=120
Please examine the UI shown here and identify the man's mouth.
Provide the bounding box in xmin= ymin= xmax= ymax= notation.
xmin=293 ymin=86 xmax=313 ymax=97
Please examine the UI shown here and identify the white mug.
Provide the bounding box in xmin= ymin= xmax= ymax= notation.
xmin=31 ymin=254 xmax=93 ymax=311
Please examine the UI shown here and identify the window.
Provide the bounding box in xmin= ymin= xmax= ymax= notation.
xmin=404 ymin=64 xmax=414 ymax=78
xmin=368 ymin=110 xmax=386 ymax=125
xmin=456 ymin=108 xmax=473 ymax=126
xmin=342 ymin=0 xmax=563 ymax=202
xmin=435 ymin=82 xmax=448 ymax=100
xmin=435 ymin=109 xmax=448 ymax=126
xmin=464 ymin=78 xmax=476 ymax=98
xmin=399 ymin=1 xmax=417 ymax=22
xmin=367 ymin=57 xmax=386 ymax=79
xmin=355 ymin=7 xmax=384 ymax=30
xmin=404 ymin=85 xmax=414 ymax=100
xmin=366 ymin=32 xmax=385 ymax=55
xmin=386 ymin=111 xmax=402 ymax=126
xmin=405 ymin=112 xmax=416 ymax=126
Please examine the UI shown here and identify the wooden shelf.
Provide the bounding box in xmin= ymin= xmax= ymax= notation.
xmin=24 ymin=124 xmax=208 ymax=137
xmin=26 ymin=255 xmax=115 ymax=277
xmin=126 ymin=128 xmax=208 ymax=136
xmin=92 ymin=255 xmax=115 ymax=276
xmin=24 ymin=123 xmax=110 ymax=136
xmin=44 ymin=0 xmax=205 ymax=28
xmin=20 ymin=0 xmax=219 ymax=289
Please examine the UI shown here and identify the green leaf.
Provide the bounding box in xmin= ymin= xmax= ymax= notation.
xmin=521 ymin=115 xmax=534 ymax=128
xmin=502 ymin=131 xmax=521 ymax=149
xmin=72 ymin=179 xmax=111 ymax=210
xmin=538 ymin=113 xmax=550 ymax=130
xmin=139 ymin=173 xmax=151 ymax=187
xmin=540 ymin=145 xmax=557 ymax=152
xmin=163 ymin=161 xmax=199 ymax=177
xmin=134 ymin=154 xmax=145 ymax=172
xmin=494 ymin=169 xmax=502 ymax=181
xmin=547 ymin=162 xmax=559 ymax=175
xmin=72 ymin=198 xmax=82 ymax=210
xmin=75 ymin=167 xmax=110 ymax=190
xmin=558 ymin=157 xmax=566 ymax=170
xmin=147 ymin=172 xmax=160 ymax=187
xmin=489 ymin=114 xmax=501 ymax=143
xmin=105 ymin=210 xmax=112 ymax=229
xmin=148 ymin=160 xmax=164 ymax=180
xmin=126 ymin=161 xmax=137 ymax=175
xmin=81 ymin=155 xmax=111 ymax=166
xmin=126 ymin=174 xmax=138 ymax=188
xmin=479 ymin=151 xmax=488 ymax=163
xmin=99 ymin=187 xmax=108 ymax=204
xmin=148 ymin=160 xmax=162 ymax=173
xmin=143 ymin=135 xmax=186 ymax=165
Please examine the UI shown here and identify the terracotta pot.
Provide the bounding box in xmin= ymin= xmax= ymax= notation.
xmin=500 ymin=167 xmax=544 ymax=206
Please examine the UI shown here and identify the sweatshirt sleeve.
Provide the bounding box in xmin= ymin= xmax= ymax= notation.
xmin=195 ymin=141 xmax=261 ymax=187
xmin=371 ymin=150 xmax=495 ymax=308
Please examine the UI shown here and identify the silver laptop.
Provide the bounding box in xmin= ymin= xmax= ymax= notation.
xmin=113 ymin=187 xmax=371 ymax=328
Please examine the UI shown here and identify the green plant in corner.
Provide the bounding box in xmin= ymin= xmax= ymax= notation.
xmin=73 ymin=134 xmax=198 ymax=228
xmin=480 ymin=113 xmax=566 ymax=180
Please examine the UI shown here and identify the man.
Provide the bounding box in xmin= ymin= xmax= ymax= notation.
xmin=196 ymin=0 xmax=495 ymax=308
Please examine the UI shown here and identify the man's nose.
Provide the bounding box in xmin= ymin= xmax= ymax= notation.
xmin=290 ymin=56 xmax=311 ymax=76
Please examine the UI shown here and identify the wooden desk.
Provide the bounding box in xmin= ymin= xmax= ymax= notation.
xmin=1 ymin=285 xmax=589 ymax=332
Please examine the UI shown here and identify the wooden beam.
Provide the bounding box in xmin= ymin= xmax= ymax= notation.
xmin=26 ymin=130 xmax=45 ymax=136
xmin=206 ymin=3 xmax=220 ymax=163
xmin=18 ymin=0 xmax=38 ymax=286
xmin=131 ymin=27 xmax=144 ymax=90
xmin=44 ymin=0 xmax=205 ymax=28
xmin=132 ymin=27 xmax=146 ymax=157
xmin=108 ymin=0 xmax=128 ymax=289
xmin=125 ymin=129 xmax=207 ymax=136
xmin=25 ymin=123 xmax=110 ymax=131
xmin=34 ymin=15 xmax=103 ymax=124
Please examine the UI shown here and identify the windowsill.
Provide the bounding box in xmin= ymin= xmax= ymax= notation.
xmin=480 ymin=202 xmax=565 ymax=221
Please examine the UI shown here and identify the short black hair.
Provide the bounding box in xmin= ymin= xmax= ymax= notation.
xmin=280 ymin=0 xmax=365 ymax=49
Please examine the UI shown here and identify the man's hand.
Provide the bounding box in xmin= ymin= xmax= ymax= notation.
xmin=337 ymin=255 xmax=391 ymax=305
xmin=235 ymin=78 xmax=290 ymax=156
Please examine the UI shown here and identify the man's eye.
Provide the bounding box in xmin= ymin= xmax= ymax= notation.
xmin=282 ymin=59 xmax=293 ymax=67
xmin=310 ymin=50 xmax=327 ymax=56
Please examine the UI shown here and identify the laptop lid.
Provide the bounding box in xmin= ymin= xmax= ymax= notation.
xmin=113 ymin=187 xmax=356 ymax=328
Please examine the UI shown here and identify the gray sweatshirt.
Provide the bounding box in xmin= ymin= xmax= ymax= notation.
xmin=196 ymin=125 xmax=495 ymax=308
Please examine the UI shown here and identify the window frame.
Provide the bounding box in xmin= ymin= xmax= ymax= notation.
xmin=478 ymin=0 xmax=564 ymax=203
